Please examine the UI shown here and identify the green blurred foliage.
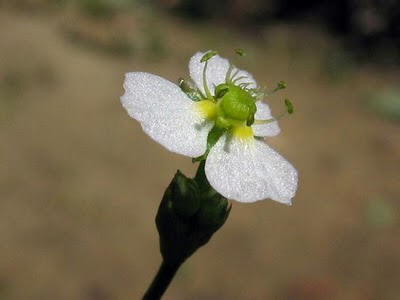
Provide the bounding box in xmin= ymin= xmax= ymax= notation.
xmin=367 ymin=87 xmax=400 ymax=122
xmin=367 ymin=198 xmax=396 ymax=228
xmin=80 ymin=0 xmax=118 ymax=19
xmin=320 ymin=49 xmax=355 ymax=83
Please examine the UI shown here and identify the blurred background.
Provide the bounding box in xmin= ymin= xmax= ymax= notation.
xmin=1 ymin=0 xmax=399 ymax=299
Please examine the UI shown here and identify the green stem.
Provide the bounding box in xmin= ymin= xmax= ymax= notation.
xmin=194 ymin=160 xmax=208 ymax=187
xmin=143 ymin=260 xmax=182 ymax=300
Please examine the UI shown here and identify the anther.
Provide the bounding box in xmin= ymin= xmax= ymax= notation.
xmin=234 ymin=48 xmax=246 ymax=56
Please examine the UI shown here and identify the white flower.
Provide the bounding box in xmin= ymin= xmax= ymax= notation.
xmin=121 ymin=51 xmax=298 ymax=204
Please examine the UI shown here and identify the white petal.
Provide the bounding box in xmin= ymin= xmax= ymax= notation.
xmin=121 ymin=72 xmax=213 ymax=157
xmin=252 ymin=101 xmax=280 ymax=137
xmin=205 ymin=135 xmax=298 ymax=204
xmin=189 ymin=51 xmax=257 ymax=96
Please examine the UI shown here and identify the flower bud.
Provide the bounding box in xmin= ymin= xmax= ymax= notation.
xmin=155 ymin=164 xmax=231 ymax=265
xmin=171 ymin=171 xmax=200 ymax=218
xmin=196 ymin=193 xmax=231 ymax=229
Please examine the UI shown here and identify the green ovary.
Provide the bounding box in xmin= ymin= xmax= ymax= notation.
xmin=216 ymin=84 xmax=257 ymax=131
xmin=220 ymin=85 xmax=256 ymax=122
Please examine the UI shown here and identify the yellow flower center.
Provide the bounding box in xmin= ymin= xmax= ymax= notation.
xmin=196 ymin=100 xmax=217 ymax=120
xmin=232 ymin=126 xmax=254 ymax=141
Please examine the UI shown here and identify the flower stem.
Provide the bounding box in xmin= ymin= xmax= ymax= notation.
xmin=144 ymin=162 xmax=230 ymax=299
xmin=143 ymin=260 xmax=182 ymax=300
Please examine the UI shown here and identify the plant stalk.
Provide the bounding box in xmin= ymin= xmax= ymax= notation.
xmin=143 ymin=260 xmax=182 ymax=300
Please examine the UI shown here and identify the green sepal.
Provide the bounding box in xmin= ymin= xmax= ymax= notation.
xmin=171 ymin=171 xmax=200 ymax=218
xmin=178 ymin=78 xmax=204 ymax=101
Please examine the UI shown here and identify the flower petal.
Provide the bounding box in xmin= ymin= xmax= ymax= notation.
xmin=121 ymin=72 xmax=213 ymax=157
xmin=205 ymin=135 xmax=298 ymax=204
xmin=189 ymin=51 xmax=257 ymax=95
xmin=252 ymin=101 xmax=280 ymax=137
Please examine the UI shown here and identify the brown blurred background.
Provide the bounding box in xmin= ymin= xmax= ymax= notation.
xmin=1 ymin=0 xmax=400 ymax=299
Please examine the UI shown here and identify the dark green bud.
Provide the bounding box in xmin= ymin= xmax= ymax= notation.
xmin=196 ymin=193 xmax=231 ymax=229
xmin=155 ymin=163 xmax=231 ymax=265
xmin=171 ymin=171 xmax=200 ymax=218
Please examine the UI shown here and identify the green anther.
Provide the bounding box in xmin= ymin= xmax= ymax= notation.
xmin=234 ymin=48 xmax=246 ymax=56
xmin=276 ymin=80 xmax=287 ymax=90
xmin=214 ymin=83 xmax=229 ymax=99
xmin=247 ymin=113 xmax=255 ymax=126
xmin=284 ymin=98 xmax=294 ymax=114
xmin=201 ymin=50 xmax=218 ymax=62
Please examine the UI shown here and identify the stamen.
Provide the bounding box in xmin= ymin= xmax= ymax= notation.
xmin=200 ymin=51 xmax=218 ymax=100
xmin=200 ymin=50 xmax=218 ymax=63
xmin=234 ymin=48 xmax=246 ymax=56
xmin=214 ymin=84 xmax=229 ymax=98
xmin=225 ymin=64 xmax=234 ymax=83
xmin=239 ymin=82 xmax=251 ymax=89
xmin=232 ymin=76 xmax=248 ymax=84
xmin=270 ymin=80 xmax=287 ymax=94
xmin=230 ymin=69 xmax=240 ymax=81
xmin=248 ymin=87 xmax=267 ymax=100
xmin=284 ymin=98 xmax=294 ymax=114
xmin=202 ymin=61 xmax=213 ymax=99
xmin=258 ymin=98 xmax=294 ymax=122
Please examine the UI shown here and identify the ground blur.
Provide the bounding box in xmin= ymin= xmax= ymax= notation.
xmin=1 ymin=1 xmax=399 ymax=299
